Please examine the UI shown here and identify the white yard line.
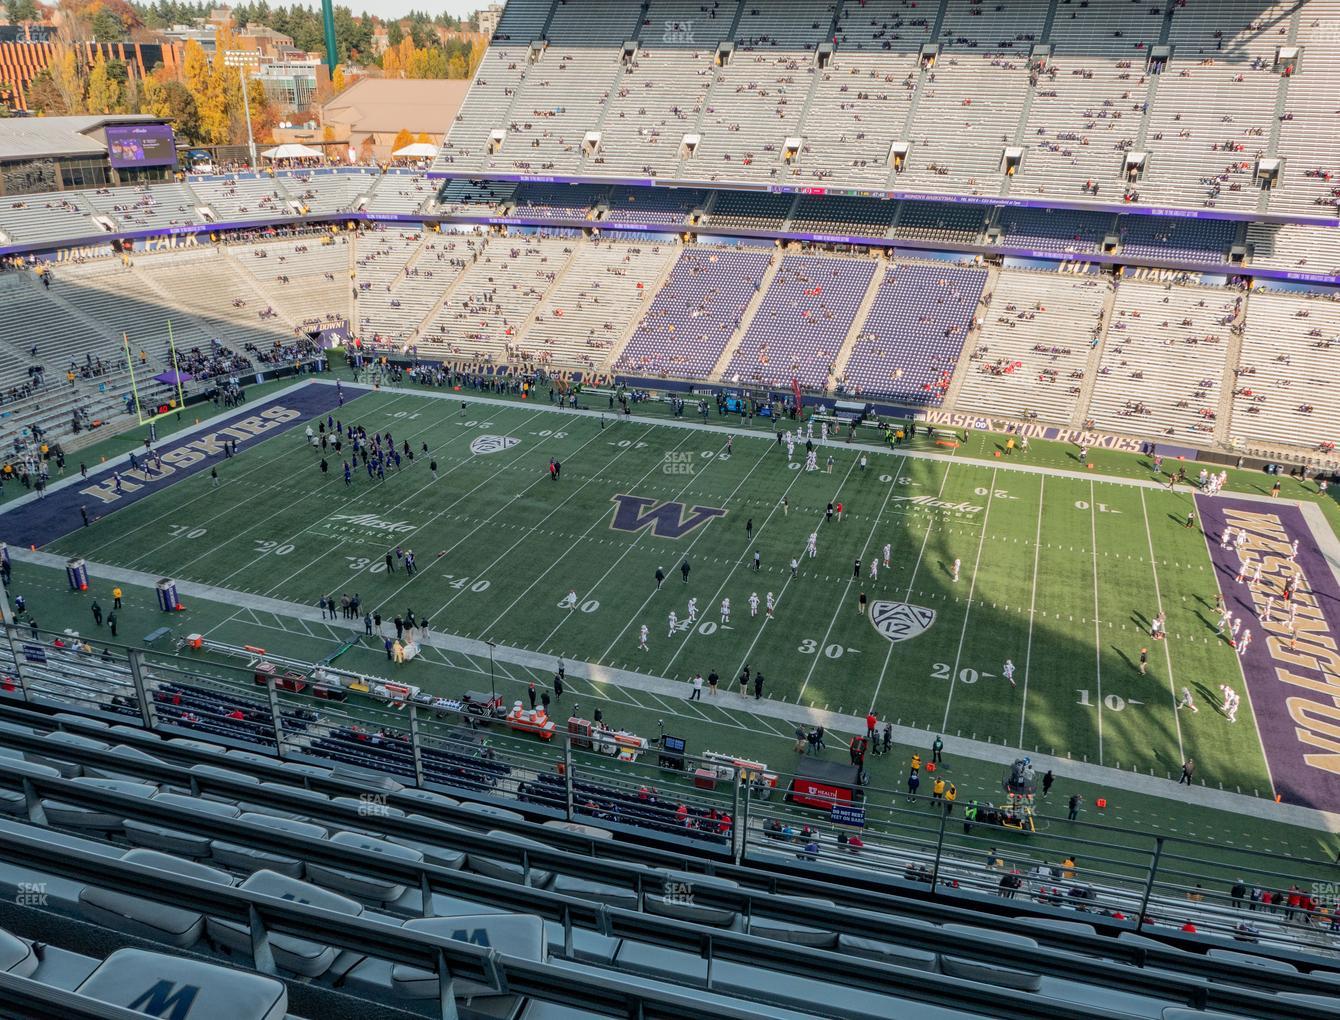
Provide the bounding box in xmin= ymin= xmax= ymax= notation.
xmin=80 ymin=391 xmax=413 ymax=562
xmin=170 ymin=405 xmax=466 ymax=581
xmin=1090 ymin=479 xmax=1105 ymax=766
xmin=479 ymin=427 xmax=701 ymax=641
xmin=725 ymin=457 xmax=862 ymax=691
xmin=584 ymin=439 xmax=775 ymax=664
xmin=379 ymin=421 xmax=655 ymax=620
xmin=660 ymin=453 xmax=814 ymax=674
xmin=940 ymin=468 xmax=998 ymax=731
xmin=866 ymin=461 xmax=955 ymax=714
xmin=795 ymin=457 xmax=909 ymax=701
xmin=1139 ymin=487 xmax=1185 ymax=764
xmin=259 ymin=409 xmax=557 ymax=597
xmin=1196 ymin=517 xmax=1278 ymax=800
xmin=418 ymin=420 xmax=670 ymax=621
xmin=1017 ymin=475 xmax=1045 ymax=747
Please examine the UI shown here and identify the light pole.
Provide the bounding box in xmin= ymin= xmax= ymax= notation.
xmin=224 ymin=50 xmax=260 ymax=169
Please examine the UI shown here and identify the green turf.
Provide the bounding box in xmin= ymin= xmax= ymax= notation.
xmin=41 ymin=384 xmax=1290 ymax=801
xmin=9 ymin=556 xmax=1336 ymax=895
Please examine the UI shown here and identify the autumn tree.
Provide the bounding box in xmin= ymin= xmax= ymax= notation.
xmin=84 ymin=51 xmax=122 ymax=113
xmin=8 ymin=0 xmax=41 ymax=24
xmin=407 ymin=44 xmax=447 ymax=79
xmin=142 ymin=72 xmax=201 ymax=141
xmin=241 ymin=76 xmax=278 ymax=145
xmin=390 ymin=127 xmax=413 ymax=154
xmin=181 ymin=38 xmax=210 ymax=100
xmin=90 ymin=7 xmax=126 ymax=41
xmin=48 ymin=45 xmax=87 ymax=114
xmin=26 ymin=70 xmax=69 ymax=115
xmin=331 ymin=63 xmax=347 ymax=94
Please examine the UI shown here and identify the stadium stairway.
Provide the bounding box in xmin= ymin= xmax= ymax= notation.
xmin=829 ymin=261 xmax=890 ymax=393
xmin=938 ymin=263 xmax=999 ymax=411
xmin=599 ymin=243 xmax=683 ymax=373
xmin=1069 ymin=280 xmax=1120 ymax=429
xmin=669 ymin=0 xmax=747 ymax=180
xmin=0 ymin=700 xmax=1338 ymax=1020
xmin=705 ymin=251 xmax=781 ymax=381
xmin=506 ymin=244 xmax=585 ymax=351
xmin=1215 ymin=289 xmax=1250 ymax=444
xmin=403 ymin=244 xmax=488 ymax=354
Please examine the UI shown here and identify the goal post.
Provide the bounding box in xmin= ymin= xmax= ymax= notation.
xmin=121 ymin=322 xmax=189 ymax=426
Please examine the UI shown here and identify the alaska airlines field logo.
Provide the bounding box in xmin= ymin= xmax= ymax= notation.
xmin=869 ymin=601 xmax=937 ymax=643
xmin=610 ymin=494 xmax=727 ymax=539
xmin=328 ymin=513 xmax=416 ymax=534
xmin=470 ymin=435 xmax=520 ymax=455
xmin=890 ymin=495 xmax=984 ymax=515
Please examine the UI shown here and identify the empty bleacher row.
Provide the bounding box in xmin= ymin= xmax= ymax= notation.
xmin=1 ymin=647 xmax=1338 ymax=1019
xmin=353 ymin=227 xmax=481 ymax=346
xmin=5 ymin=226 xmax=1333 ymax=456
xmin=957 ymin=270 xmax=1109 ymax=424
xmin=186 ymin=174 xmax=299 ymax=222
xmin=725 ymin=253 xmax=879 ymax=390
xmin=225 ymin=235 xmax=351 ymax=328
xmin=1230 ymin=286 xmax=1340 ymax=451
xmin=275 ymin=168 xmax=380 ymax=217
xmin=417 ymin=233 xmax=577 ymax=360
xmin=614 ymin=245 xmax=774 ymax=379
xmin=593 ymin=0 xmax=739 ymax=177
xmin=519 ymin=771 xmax=730 ymax=846
xmin=0 ymin=167 xmax=1302 ymax=272
xmin=1088 ymin=279 xmax=1239 ymax=439
xmin=434 ymin=0 xmax=1339 ymax=217
xmin=840 ymin=260 xmax=987 ymax=406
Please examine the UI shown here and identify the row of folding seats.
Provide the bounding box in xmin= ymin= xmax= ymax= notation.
xmin=0 ymin=932 xmax=293 ymax=1020
xmin=1 ymin=711 xmax=1332 ymax=1020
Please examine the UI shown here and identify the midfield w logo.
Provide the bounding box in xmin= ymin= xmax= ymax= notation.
xmin=609 ymin=494 xmax=727 ymax=540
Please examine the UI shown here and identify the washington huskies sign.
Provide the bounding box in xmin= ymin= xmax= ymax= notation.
xmin=470 ymin=435 xmax=520 ymax=455
xmin=610 ymin=494 xmax=727 ymax=540
xmin=869 ymin=601 xmax=937 ymax=643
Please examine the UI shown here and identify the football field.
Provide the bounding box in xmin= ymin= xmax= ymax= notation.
xmin=28 ymin=381 xmax=1293 ymax=801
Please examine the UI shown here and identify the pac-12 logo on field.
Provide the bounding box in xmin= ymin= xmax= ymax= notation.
xmin=609 ymin=493 xmax=727 ymax=540
xmin=470 ymin=435 xmax=520 ymax=455
xmin=869 ymin=601 xmax=936 ymax=643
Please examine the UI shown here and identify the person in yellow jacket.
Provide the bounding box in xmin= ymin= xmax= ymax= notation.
xmin=910 ymin=753 xmax=922 ymax=773
xmin=932 ymin=777 xmax=946 ymax=800
xmin=944 ymin=783 xmax=957 ymax=815
xmin=112 ymin=586 xmax=123 ymax=609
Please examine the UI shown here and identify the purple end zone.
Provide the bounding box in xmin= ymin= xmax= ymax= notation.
xmin=1196 ymin=493 xmax=1340 ymax=813
xmin=0 ymin=382 xmax=362 ymax=549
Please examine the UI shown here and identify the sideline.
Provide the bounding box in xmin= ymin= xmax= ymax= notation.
xmin=11 ymin=545 xmax=1339 ymax=836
